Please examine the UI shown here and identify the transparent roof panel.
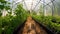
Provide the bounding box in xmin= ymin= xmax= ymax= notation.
xmin=7 ymin=0 xmax=60 ymax=16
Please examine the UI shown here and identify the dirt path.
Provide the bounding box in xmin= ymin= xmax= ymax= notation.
xmin=18 ymin=16 xmax=47 ymax=34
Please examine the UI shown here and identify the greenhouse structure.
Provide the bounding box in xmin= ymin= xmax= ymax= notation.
xmin=0 ymin=0 xmax=60 ymax=34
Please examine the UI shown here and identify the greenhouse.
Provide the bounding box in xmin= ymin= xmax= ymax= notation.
xmin=0 ymin=0 xmax=60 ymax=34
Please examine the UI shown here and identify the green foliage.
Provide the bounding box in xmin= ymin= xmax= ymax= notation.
xmin=32 ymin=14 xmax=60 ymax=33
xmin=0 ymin=11 xmax=2 ymax=16
xmin=0 ymin=0 xmax=11 ymax=17
xmin=0 ymin=17 xmax=2 ymax=34
xmin=0 ymin=3 xmax=29 ymax=34
xmin=0 ymin=0 xmax=10 ymax=10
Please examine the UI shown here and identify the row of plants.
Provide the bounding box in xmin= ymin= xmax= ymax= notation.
xmin=0 ymin=17 xmax=2 ymax=34
xmin=1 ymin=4 xmax=29 ymax=34
xmin=32 ymin=15 xmax=60 ymax=34
xmin=2 ymin=13 xmax=28 ymax=34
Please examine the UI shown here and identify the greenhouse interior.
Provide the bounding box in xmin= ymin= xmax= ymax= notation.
xmin=0 ymin=0 xmax=60 ymax=34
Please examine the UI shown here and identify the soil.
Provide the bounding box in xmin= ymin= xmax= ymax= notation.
xmin=18 ymin=16 xmax=47 ymax=34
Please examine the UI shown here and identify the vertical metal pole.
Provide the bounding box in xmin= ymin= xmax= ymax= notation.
xmin=51 ymin=0 xmax=55 ymax=16
xmin=30 ymin=0 xmax=33 ymax=14
xmin=12 ymin=0 xmax=14 ymax=15
xmin=43 ymin=0 xmax=45 ymax=16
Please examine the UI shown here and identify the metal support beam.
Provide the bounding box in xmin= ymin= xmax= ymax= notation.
xmin=22 ymin=0 xmax=28 ymax=10
xmin=33 ymin=0 xmax=41 ymax=10
xmin=51 ymin=0 xmax=55 ymax=16
xmin=43 ymin=0 xmax=45 ymax=16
